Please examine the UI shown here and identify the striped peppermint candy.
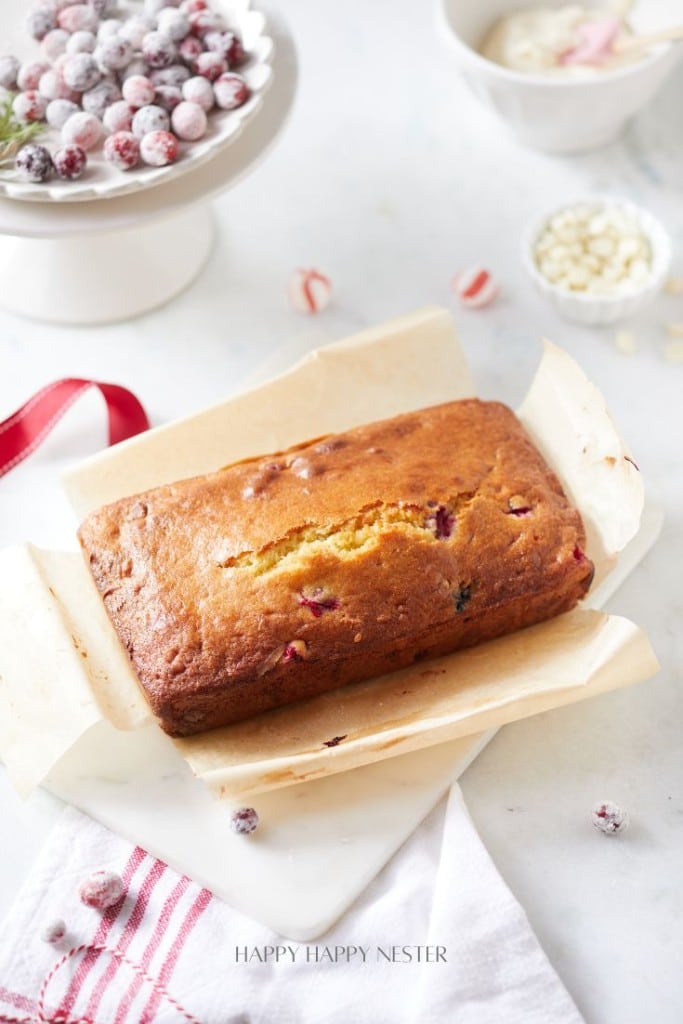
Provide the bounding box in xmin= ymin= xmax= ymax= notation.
xmin=288 ymin=268 xmax=332 ymax=314
xmin=452 ymin=267 xmax=499 ymax=309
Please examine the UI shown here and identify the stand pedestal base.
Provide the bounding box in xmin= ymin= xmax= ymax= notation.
xmin=0 ymin=204 xmax=214 ymax=326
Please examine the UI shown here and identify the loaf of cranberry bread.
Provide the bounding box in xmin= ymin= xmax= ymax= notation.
xmin=78 ymin=399 xmax=594 ymax=737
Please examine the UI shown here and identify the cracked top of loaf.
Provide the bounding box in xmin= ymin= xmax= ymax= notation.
xmin=78 ymin=399 xmax=594 ymax=736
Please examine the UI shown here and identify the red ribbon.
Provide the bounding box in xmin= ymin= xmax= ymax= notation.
xmin=0 ymin=378 xmax=150 ymax=479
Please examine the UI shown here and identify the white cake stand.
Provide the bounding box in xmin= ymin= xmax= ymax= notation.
xmin=0 ymin=6 xmax=297 ymax=326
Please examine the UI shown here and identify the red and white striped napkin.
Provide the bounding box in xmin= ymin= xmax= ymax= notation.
xmin=0 ymin=790 xmax=584 ymax=1024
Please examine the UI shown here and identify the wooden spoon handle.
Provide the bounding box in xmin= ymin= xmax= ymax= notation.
xmin=614 ymin=25 xmax=683 ymax=55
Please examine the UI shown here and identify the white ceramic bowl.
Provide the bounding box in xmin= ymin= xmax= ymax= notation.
xmin=522 ymin=195 xmax=672 ymax=325
xmin=437 ymin=0 xmax=681 ymax=153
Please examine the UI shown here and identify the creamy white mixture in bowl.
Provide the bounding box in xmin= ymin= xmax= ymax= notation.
xmin=438 ymin=0 xmax=680 ymax=152
xmin=480 ymin=5 xmax=640 ymax=78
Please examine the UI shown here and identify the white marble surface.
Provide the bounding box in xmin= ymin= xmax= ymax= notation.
xmin=0 ymin=0 xmax=682 ymax=1020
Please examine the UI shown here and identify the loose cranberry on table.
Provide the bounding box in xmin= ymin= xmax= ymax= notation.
xmin=230 ymin=807 xmax=259 ymax=835
xmin=103 ymin=130 xmax=140 ymax=170
xmin=16 ymin=144 xmax=53 ymax=183
xmin=139 ymin=129 xmax=179 ymax=167
xmin=53 ymin=143 xmax=87 ymax=180
xmin=213 ymin=72 xmax=250 ymax=110
xmin=78 ymin=869 xmax=125 ymax=910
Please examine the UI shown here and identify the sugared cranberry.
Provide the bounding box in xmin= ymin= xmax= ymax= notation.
xmin=591 ymin=801 xmax=629 ymax=835
xmin=41 ymin=28 xmax=70 ymax=61
xmin=230 ymin=807 xmax=259 ymax=835
xmin=122 ymin=74 xmax=156 ymax=108
xmin=182 ymin=74 xmax=214 ymax=111
xmin=103 ymin=130 xmax=140 ymax=170
xmin=298 ymin=587 xmax=339 ymax=618
xmin=171 ymin=99 xmax=207 ymax=139
xmin=38 ymin=68 xmax=77 ymax=102
xmin=63 ymin=52 xmax=101 ymax=91
xmin=89 ymin=0 xmax=118 ymax=14
xmin=66 ymin=29 xmax=97 ymax=53
xmin=53 ymin=143 xmax=87 ymax=180
xmin=58 ymin=4 xmax=99 ymax=33
xmin=82 ymin=79 xmax=121 ymax=118
xmin=26 ymin=8 xmax=57 ymax=41
xmin=79 ymin=869 xmax=125 ymax=909
xmin=204 ymin=30 xmax=246 ymax=67
xmin=95 ymin=36 xmax=134 ymax=71
xmin=16 ymin=144 xmax=53 ymax=182
xmin=13 ymin=90 xmax=47 ymax=124
xmin=142 ymin=30 xmax=177 ymax=68
xmin=139 ymin=129 xmax=178 ymax=166
xmin=213 ymin=71 xmax=249 ymax=110
xmin=46 ymin=97 xmax=80 ymax=129
xmin=426 ymin=504 xmax=455 ymax=539
xmin=103 ymin=100 xmax=135 ymax=133
xmin=132 ymin=103 xmax=169 ymax=137
xmin=97 ymin=17 xmax=124 ymax=40
xmin=157 ymin=8 xmax=190 ymax=41
xmin=155 ymin=85 xmax=183 ymax=112
xmin=180 ymin=0 xmax=208 ymax=12
xmin=41 ymin=919 xmax=67 ymax=944
xmin=17 ymin=60 xmax=51 ymax=91
xmin=189 ymin=10 xmax=225 ymax=37
xmin=194 ymin=51 xmax=226 ymax=82
xmin=62 ymin=111 xmax=102 ymax=150
xmin=179 ymin=34 xmax=203 ymax=62
xmin=0 ymin=56 xmax=20 ymax=90
xmin=120 ymin=15 xmax=155 ymax=49
xmin=149 ymin=63 xmax=191 ymax=88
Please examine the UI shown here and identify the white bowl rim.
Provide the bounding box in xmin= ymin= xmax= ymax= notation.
xmin=521 ymin=194 xmax=672 ymax=305
xmin=438 ymin=0 xmax=672 ymax=90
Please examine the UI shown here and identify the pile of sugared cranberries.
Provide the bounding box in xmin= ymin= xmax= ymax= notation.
xmin=5 ymin=0 xmax=252 ymax=185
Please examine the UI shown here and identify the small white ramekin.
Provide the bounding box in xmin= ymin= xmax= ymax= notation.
xmin=522 ymin=196 xmax=672 ymax=326
xmin=437 ymin=0 xmax=681 ymax=153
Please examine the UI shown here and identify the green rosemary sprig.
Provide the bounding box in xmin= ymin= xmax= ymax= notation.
xmin=0 ymin=95 xmax=44 ymax=166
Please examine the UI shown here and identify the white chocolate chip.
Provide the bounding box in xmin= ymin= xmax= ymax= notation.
xmin=534 ymin=203 xmax=653 ymax=295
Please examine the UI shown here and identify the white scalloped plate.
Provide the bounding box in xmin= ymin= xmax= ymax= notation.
xmin=0 ymin=0 xmax=273 ymax=203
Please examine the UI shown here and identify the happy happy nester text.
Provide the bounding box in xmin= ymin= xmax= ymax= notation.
xmin=235 ymin=945 xmax=447 ymax=964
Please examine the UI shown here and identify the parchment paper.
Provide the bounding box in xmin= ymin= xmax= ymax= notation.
xmin=0 ymin=308 xmax=658 ymax=798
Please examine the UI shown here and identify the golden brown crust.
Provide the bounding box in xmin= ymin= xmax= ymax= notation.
xmin=78 ymin=399 xmax=594 ymax=736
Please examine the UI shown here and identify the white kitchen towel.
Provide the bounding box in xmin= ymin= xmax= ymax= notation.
xmin=0 ymin=786 xmax=584 ymax=1024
